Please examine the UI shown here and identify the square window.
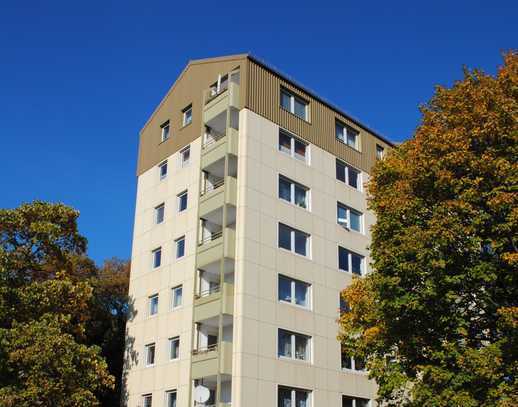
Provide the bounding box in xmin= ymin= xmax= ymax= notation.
xmin=145 ymin=343 xmax=155 ymax=366
xmin=159 ymin=160 xmax=168 ymax=180
xmin=278 ymin=175 xmax=309 ymax=209
xmin=336 ymin=160 xmax=362 ymax=191
xmin=278 ymin=223 xmax=310 ymax=257
xmin=278 ymin=130 xmax=308 ymax=163
xmin=172 ymin=286 xmax=183 ymax=309
xmin=278 ymin=386 xmax=312 ymax=407
xmin=278 ymin=329 xmax=310 ymax=361
xmin=155 ymin=203 xmax=165 ymax=224
xmin=169 ymin=337 xmax=180 ymax=360
xmin=337 ymin=203 xmax=363 ymax=233
xmin=278 ymin=274 xmax=311 ymax=309
xmin=175 ymin=237 xmax=185 ymax=259
xmin=336 ymin=120 xmax=359 ymax=150
xmin=339 ymin=246 xmax=364 ymax=276
xmin=161 ymin=121 xmax=170 ymax=142
xmin=280 ymin=88 xmax=308 ymax=121
xmin=149 ymin=294 xmax=158 ymax=316
xmin=182 ymin=104 xmax=192 ymax=126
xmin=177 ymin=191 xmax=188 ymax=212
xmin=152 ymin=248 xmax=162 ymax=269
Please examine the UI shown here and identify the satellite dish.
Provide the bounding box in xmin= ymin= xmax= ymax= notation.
xmin=193 ymin=385 xmax=210 ymax=403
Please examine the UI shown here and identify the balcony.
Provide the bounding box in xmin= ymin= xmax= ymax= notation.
xmin=199 ymin=176 xmax=237 ymax=218
xmin=192 ymin=374 xmax=232 ymax=405
xmin=203 ymin=81 xmax=239 ymax=122
xmin=194 ymin=282 xmax=234 ymax=321
xmin=202 ymin=127 xmax=239 ymax=165
xmin=191 ymin=336 xmax=233 ymax=377
xmin=197 ymin=227 xmax=235 ymax=267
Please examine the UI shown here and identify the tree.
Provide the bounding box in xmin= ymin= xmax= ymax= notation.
xmin=339 ymin=51 xmax=518 ymax=406
xmin=0 ymin=202 xmax=115 ymax=406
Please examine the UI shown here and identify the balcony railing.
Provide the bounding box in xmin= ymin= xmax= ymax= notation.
xmin=198 ymin=230 xmax=223 ymax=246
xmin=195 ymin=284 xmax=221 ymax=299
xmin=205 ymin=84 xmax=228 ymax=104
xmin=203 ymin=131 xmax=226 ymax=149
xmin=201 ymin=178 xmax=224 ymax=196
xmin=192 ymin=343 xmax=218 ymax=356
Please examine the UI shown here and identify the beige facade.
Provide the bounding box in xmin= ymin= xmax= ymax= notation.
xmin=125 ymin=54 xmax=391 ymax=407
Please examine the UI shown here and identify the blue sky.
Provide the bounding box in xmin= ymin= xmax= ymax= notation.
xmin=0 ymin=1 xmax=516 ymax=264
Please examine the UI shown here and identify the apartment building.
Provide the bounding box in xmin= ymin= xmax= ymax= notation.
xmin=125 ymin=54 xmax=392 ymax=407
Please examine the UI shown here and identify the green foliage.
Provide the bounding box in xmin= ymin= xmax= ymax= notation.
xmin=339 ymin=51 xmax=518 ymax=405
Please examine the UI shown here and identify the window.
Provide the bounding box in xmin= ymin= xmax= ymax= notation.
xmin=142 ymin=394 xmax=153 ymax=407
xmin=279 ymin=130 xmax=308 ymax=162
xmin=340 ymin=295 xmax=350 ymax=314
xmin=169 ymin=336 xmax=180 ymax=360
xmin=278 ymin=275 xmax=311 ymax=308
xmin=341 ymin=346 xmax=366 ymax=371
xmin=278 ymin=223 xmax=310 ymax=257
xmin=152 ymin=247 xmax=162 ymax=269
xmin=166 ymin=390 xmax=177 ymax=407
xmin=182 ymin=104 xmax=192 ymax=126
xmin=337 ymin=203 xmax=363 ymax=233
xmin=149 ymin=294 xmax=158 ymax=316
xmin=336 ymin=160 xmax=361 ymax=191
xmin=278 ymin=386 xmax=312 ymax=407
xmin=336 ymin=120 xmax=359 ymax=150
xmin=376 ymin=144 xmax=384 ymax=160
xmin=155 ymin=203 xmax=165 ymax=224
xmin=342 ymin=395 xmax=370 ymax=407
xmin=278 ymin=329 xmax=311 ymax=361
xmin=161 ymin=120 xmax=170 ymax=142
xmin=177 ymin=191 xmax=188 ymax=212
xmin=171 ymin=285 xmax=183 ymax=309
xmin=159 ymin=160 xmax=168 ymax=180
xmin=179 ymin=146 xmax=190 ymax=167
xmin=338 ymin=246 xmax=364 ymax=276
xmin=175 ymin=237 xmax=185 ymax=259
xmin=279 ymin=176 xmax=309 ymax=209
xmin=145 ymin=343 xmax=155 ymax=366
xmin=280 ymin=88 xmax=309 ymax=120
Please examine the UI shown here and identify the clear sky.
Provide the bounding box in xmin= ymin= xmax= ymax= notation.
xmin=0 ymin=1 xmax=516 ymax=264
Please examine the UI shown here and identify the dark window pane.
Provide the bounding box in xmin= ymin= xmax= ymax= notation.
xmin=294 ymin=98 xmax=306 ymax=119
xmin=279 ymin=131 xmax=291 ymax=153
xmin=294 ymin=231 xmax=307 ymax=256
xmin=295 ymin=390 xmax=309 ymax=407
xmin=176 ymin=239 xmax=185 ymax=258
xmin=356 ymin=398 xmax=370 ymax=407
xmin=294 ymin=139 xmax=306 ymax=160
xmin=336 ymin=161 xmax=346 ymax=182
xmin=294 ymin=185 xmax=306 ymax=208
xmin=279 ymin=275 xmax=292 ymax=302
xmin=336 ymin=122 xmax=344 ymax=141
xmin=351 ymin=253 xmax=363 ymax=275
xmin=355 ymin=357 xmax=366 ymax=371
xmin=278 ymin=387 xmax=292 ymax=407
xmin=153 ymin=250 xmax=161 ymax=268
xmin=337 ymin=205 xmax=347 ymax=226
xmin=348 ymin=167 xmax=360 ymax=189
xmin=294 ymin=335 xmax=308 ymax=360
xmin=279 ymin=224 xmax=292 ymax=250
xmin=350 ymin=210 xmax=361 ymax=232
xmin=281 ymin=91 xmax=291 ymax=110
xmin=279 ymin=178 xmax=292 ymax=202
xmin=295 ymin=282 xmax=308 ymax=307
xmin=342 ymin=396 xmax=354 ymax=407
xmin=341 ymin=351 xmax=352 ymax=369
xmin=278 ymin=330 xmax=292 ymax=358
xmin=179 ymin=193 xmax=188 ymax=211
xmin=338 ymin=247 xmax=349 ymax=271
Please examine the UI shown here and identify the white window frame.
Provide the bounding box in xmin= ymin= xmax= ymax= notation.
xmin=154 ymin=203 xmax=165 ymax=225
xmin=278 ymin=175 xmax=310 ymax=210
xmin=278 ymin=386 xmax=312 ymax=407
xmin=171 ymin=285 xmax=183 ymax=309
xmin=177 ymin=190 xmax=188 ymax=212
xmin=337 ymin=202 xmax=363 ymax=233
xmin=278 ymin=223 xmax=311 ymax=258
xmin=152 ymin=247 xmax=162 ymax=269
xmin=376 ymin=144 xmax=385 ymax=160
xmin=278 ymin=274 xmax=311 ymax=309
xmin=341 ymin=348 xmax=366 ymax=372
xmin=338 ymin=246 xmax=365 ymax=276
xmin=158 ymin=160 xmax=168 ymax=180
xmin=145 ymin=343 xmax=156 ymax=367
xmin=179 ymin=145 xmax=190 ymax=167
xmin=169 ymin=336 xmax=180 ymax=360
xmin=165 ymin=390 xmax=177 ymax=407
xmin=336 ymin=120 xmax=360 ymax=150
xmin=161 ymin=121 xmax=170 ymax=142
xmin=342 ymin=395 xmax=371 ymax=407
xmin=142 ymin=394 xmax=153 ymax=407
xmin=281 ymin=88 xmax=309 ymax=121
xmin=175 ymin=236 xmax=185 ymax=259
xmin=336 ymin=159 xmax=362 ymax=192
xmin=278 ymin=328 xmax=311 ymax=362
xmin=182 ymin=105 xmax=192 ymax=127
xmin=148 ymin=294 xmax=159 ymax=316
xmin=278 ymin=129 xmax=310 ymax=163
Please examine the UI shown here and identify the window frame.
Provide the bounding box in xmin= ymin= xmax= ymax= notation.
xmin=145 ymin=343 xmax=156 ymax=367
xmin=342 ymin=395 xmax=371 ymax=407
xmin=337 ymin=202 xmax=363 ymax=233
xmin=154 ymin=203 xmax=165 ymax=225
xmin=177 ymin=190 xmax=188 ymax=212
xmin=280 ymin=87 xmax=309 ymax=121
xmin=152 ymin=247 xmax=162 ymax=269
xmin=336 ymin=159 xmax=362 ymax=191
xmin=169 ymin=336 xmax=180 ymax=361
xmin=165 ymin=390 xmax=177 ymax=407
xmin=278 ymin=129 xmax=309 ymax=164
xmin=278 ymin=328 xmax=312 ymax=362
xmin=341 ymin=346 xmax=366 ymax=372
xmin=182 ymin=104 xmax=192 ymax=127
xmin=148 ymin=294 xmax=159 ymax=316
xmin=158 ymin=160 xmax=168 ymax=180
xmin=335 ymin=120 xmax=360 ymax=151
xmin=376 ymin=144 xmax=385 ymax=160
xmin=161 ymin=120 xmax=170 ymax=142
xmin=278 ymin=274 xmax=311 ymax=309
xmin=142 ymin=394 xmax=153 ymax=407
xmin=175 ymin=236 xmax=185 ymax=259
xmin=171 ymin=285 xmax=183 ymax=309
xmin=338 ymin=246 xmax=365 ymax=276
xmin=179 ymin=145 xmax=190 ymax=167
xmin=278 ymin=385 xmax=312 ymax=407
xmin=278 ymin=223 xmax=311 ymax=258
xmin=278 ymin=175 xmax=310 ymax=210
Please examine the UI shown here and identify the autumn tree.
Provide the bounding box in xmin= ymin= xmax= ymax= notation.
xmin=339 ymin=51 xmax=518 ymax=406
xmin=0 ymin=202 xmax=116 ymax=406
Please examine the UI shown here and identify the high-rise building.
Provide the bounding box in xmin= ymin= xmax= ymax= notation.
xmin=125 ymin=54 xmax=392 ymax=407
